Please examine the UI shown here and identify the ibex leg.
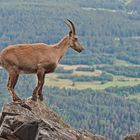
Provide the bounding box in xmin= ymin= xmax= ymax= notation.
xmin=32 ymin=68 xmax=45 ymax=101
xmin=7 ymin=72 xmax=21 ymax=102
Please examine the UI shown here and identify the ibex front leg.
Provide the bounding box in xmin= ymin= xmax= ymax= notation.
xmin=7 ymin=71 xmax=21 ymax=102
xmin=32 ymin=67 xmax=45 ymax=101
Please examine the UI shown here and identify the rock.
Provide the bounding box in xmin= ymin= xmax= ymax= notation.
xmin=0 ymin=137 xmax=7 ymax=140
xmin=0 ymin=98 xmax=107 ymax=140
xmin=124 ymin=132 xmax=140 ymax=140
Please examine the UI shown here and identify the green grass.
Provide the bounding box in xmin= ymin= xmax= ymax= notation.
xmin=113 ymin=75 xmax=140 ymax=81
xmin=45 ymin=64 xmax=140 ymax=90
xmin=72 ymin=80 xmax=140 ymax=90
xmin=100 ymin=80 xmax=140 ymax=88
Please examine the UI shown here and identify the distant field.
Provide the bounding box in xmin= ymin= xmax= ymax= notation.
xmin=45 ymin=64 xmax=140 ymax=90
xmin=46 ymin=78 xmax=140 ymax=90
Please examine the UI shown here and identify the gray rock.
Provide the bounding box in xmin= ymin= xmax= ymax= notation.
xmin=124 ymin=132 xmax=140 ymax=140
xmin=0 ymin=98 xmax=107 ymax=140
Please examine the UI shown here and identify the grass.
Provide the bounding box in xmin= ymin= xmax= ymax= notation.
xmin=47 ymin=80 xmax=140 ymax=90
xmin=45 ymin=76 xmax=73 ymax=89
xmin=45 ymin=78 xmax=140 ymax=90
xmin=101 ymin=80 xmax=140 ymax=88
xmin=59 ymin=64 xmax=89 ymax=70
xmin=73 ymin=70 xmax=102 ymax=77
xmin=113 ymin=75 xmax=140 ymax=81
xmin=45 ymin=64 xmax=140 ymax=90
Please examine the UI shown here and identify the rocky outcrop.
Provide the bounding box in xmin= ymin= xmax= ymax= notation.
xmin=0 ymin=98 xmax=107 ymax=140
xmin=123 ymin=132 xmax=140 ymax=140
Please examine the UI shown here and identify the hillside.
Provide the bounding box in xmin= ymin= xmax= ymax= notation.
xmin=0 ymin=98 xmax=106 ymax=140
xmin=0 ymin=0 xmax=140 ymax=140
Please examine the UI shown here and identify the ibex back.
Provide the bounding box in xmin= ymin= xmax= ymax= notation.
xmin=0 ymin=19 xmax=84 ymax=102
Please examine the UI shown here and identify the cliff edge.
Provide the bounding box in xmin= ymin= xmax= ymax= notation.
xmin=0 ymin=98 xmax=107 ymax=140
xmin=123 ymin=132 xmax=140 ymax=140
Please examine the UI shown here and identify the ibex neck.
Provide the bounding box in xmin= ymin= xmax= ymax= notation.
xmin=57 ymin=35 xmax=69 ymax=48
xmin=55 ymin=35 xmax=69 ymax=62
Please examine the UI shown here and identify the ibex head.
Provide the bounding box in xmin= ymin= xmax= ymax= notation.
xmin=65 ymin=19 xmax=84 ymax=53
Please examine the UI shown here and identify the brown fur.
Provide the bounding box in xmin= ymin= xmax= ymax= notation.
xmin=0 ymin=20 xmax=84 ymax=102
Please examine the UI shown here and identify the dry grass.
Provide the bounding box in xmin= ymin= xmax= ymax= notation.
xmin=73 ymin=70 xmax=102 ymax=77
xmin=59 ymin=64 xmax=89 ymax=70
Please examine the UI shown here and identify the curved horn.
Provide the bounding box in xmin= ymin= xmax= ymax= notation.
xmin=67 ymin=19 xmax=76 ymax=35
xmin=64 ymin=20 xmax=72 ymax=33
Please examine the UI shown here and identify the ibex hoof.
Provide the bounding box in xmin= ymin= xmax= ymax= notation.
xmin=31 ymin=95 xmax=37 ymax=101
xmin=13 ymin=97 xmax=22 ymax=102
xmin=39 ymin=94 xmax=44 ymax=101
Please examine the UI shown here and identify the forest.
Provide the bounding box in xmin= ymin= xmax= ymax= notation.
xmin=0 ymin=0 xmax=140 ymax=140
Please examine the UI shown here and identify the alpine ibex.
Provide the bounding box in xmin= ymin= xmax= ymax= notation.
xmin=0 ymin=19 xmax=84 ymax=102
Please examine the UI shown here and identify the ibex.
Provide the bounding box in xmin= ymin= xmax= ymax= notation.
xmin=0 ymin=19 xmax=84 ymax=102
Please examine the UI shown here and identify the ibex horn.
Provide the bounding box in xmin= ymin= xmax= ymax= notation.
xmin=64 ymin=19 xmax=76 ymax=35
xmin=67 ymin=19 xmax=76 ymax=35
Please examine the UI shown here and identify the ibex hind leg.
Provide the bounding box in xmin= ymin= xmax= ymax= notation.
xmin=7 ymin=72 xmax=21 ymax=102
